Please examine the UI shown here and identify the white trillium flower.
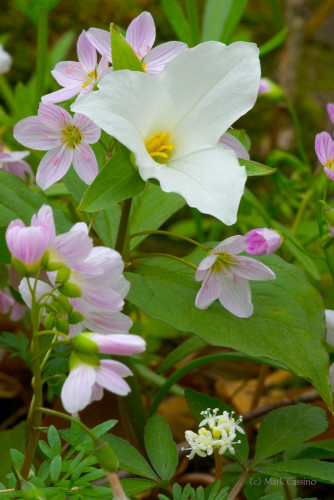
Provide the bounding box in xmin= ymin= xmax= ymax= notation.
xmin=72 ymin=41 xmax=261 ymax=224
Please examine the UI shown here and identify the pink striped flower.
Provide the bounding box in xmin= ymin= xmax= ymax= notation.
xmin=327 ymin=103 xmax=334 ymax=125
xmin=0 ymin=147 xmax=33 ymax=181
xmin=13 ymin=103 xmax=100 ymax=189
xmin=72 ymin=332 xmax=146 ymax=356
xmin=195 ymin=235 xmax=275 ymax=318
xmin=42 ymin=31 xmax=110 ymax=105
xmin=245 ymin=228 xmax=282 ymax=256
xmin=315 ymin=131 xmax=334 ymax=181
xmin=87 ymin=11 xmax=187 ymax=77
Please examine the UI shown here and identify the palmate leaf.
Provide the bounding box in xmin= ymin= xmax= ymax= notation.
xmin=126 ymin=251 xmax=332 ymax=410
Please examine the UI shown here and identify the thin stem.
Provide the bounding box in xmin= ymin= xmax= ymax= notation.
xmin=228 ymin=469 xmax=249 ymax=500
xmin=284 ymin=98 xmax=309 ymax=165
xmin=214 ymin=450 xmax=223 ymax=481
xmin=88 ymin=212 xmax=99 ymax=235
xmin=35 ymin=5 xmax=48 ymax=109
xmin=0 ymin=75 xmax=20 ymax=115
xmin=317 ymin=181 xmax=334 ymax=281
xmin=36 ymin=407 xmax=98 ymax=442
xmin=115 ymin=198 xmax=132 ymax=260
xmin=291 ymin=188 xmax=313 ymax=235
xmin=106 ymin=472 xmax=128 ymax=500
xmin=133 ymin=252 xmax=198 ymax=271
xmin=249 ymin=364 xmax=269 ymax=411
xmin=37 ymin=329 xmax=69 ymax=340
xmin=130 ymin=229 xmax=209 ymax=250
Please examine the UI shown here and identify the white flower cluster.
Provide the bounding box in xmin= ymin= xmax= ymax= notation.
xmin=184 ymin=408 xmax=245 ymax=460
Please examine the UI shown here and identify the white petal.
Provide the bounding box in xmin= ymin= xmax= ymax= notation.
xmin=159 ymin=41 xmax=260 ymax=157
xmin=214 ymin=235 xmax=246 ymax=255
xmin=232 ymin=256 xmax=276 ymax=281
xmin=195 ymin=270 xmax=222 ymax=309
xmin=325 ymin=309 xmax=334 ymax=347
xmin=139 ymin=145 xmax=246 ymax=225
xmin=96 ymin=361 xmax=132 ymax=396
xmin=19 ymin=278 xmax=53 ymax=309
xmin=218 ymin=274 xmax=253 ymax=318
xmin=61 ymin=363 xmax=96 ymax=414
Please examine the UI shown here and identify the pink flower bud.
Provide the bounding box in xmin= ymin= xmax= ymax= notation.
xmin=245 ymin=228 xmax=282 ymax=256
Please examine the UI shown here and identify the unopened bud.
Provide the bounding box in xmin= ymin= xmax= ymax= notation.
xmin=58 ymin=282 xmax=82 ymax=298
xmin=68 ymin=310 xmax=84 ymax=324
xmin=94 ymin=439 xmax=118 ymax=472
xmin=56 ymin=317 xmax=70 ymax=335
xmin=44 ymin=313 xmax=56 ymax=330
xmin=56 ymin=266 xmax=71 ymax=284
xmin=72 ymin=333 xmax=98 ymax=354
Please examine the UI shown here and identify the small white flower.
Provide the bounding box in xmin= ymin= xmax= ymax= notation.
xmin=0 ymin=44 xmax=12 ymax=74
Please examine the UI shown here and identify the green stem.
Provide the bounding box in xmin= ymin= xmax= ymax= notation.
xmin=214 ymin=450 xmax=223 ymax=481
xmin=130 ymin=229 xmax=209 ymax=250
xmin=317 ymin=181 xmax=334 ymax=281
xmin=35 ymin=5 xmax=48 ymax=109
xmin=115 ymin=198 xmax=132 ymax=261
xmin=37 ymin=330 xmax=69 ymax=340
xmin=88 ymin=212 xmax=99 ymax=235
xmin=148 ymin=353 xmax=286 ymax=417
xmin=0 ymin=75 xmax=20 ymax=116
xmin=285 ymin=98 xmax=309 ymax=165
xmin=291 ymin=188 xmax=313 ymax=235
xmin=36 ymin=407 xmax=98 ymax=442
xmin=133 ymin=252 xmax=198 ymax=271
xmin=227 ymin=468 xmax=249 ymax=500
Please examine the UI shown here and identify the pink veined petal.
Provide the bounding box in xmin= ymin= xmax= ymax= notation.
xmin=324 ymin=167 xmax=334 ymax=181
xmin=0 ymin=151 xmax=29 ymax=162
xmin=77 ymin=83 xmax=95 ymax=100
xmin=97 ymin=54 xmax=111 ymax=79
xmin=315 ymin=131 xmax=333 ymax=167
xmin=77 ymin=30 xmax=97 ymax=73
xmin=7 ymin=226 xmax=49 ymax=265
xmin=144 ymin=41 xmax=188 ymax=76
xmin=80 ymin=309 xmax=133 ymax=335
xmin=38 ymin=103 xmax=72 ymax=130
xmin=126 ymin=11 xmax=156 ymax=60
xmin=100 ymin=359 xmax=133 ymax=377
xmin=31 ymin=205 xmax=56 ymax=239
xmin=325 ymin=309 xmax=334 ymax=347
xmin=73 ymin=113 xmax=101 ymax=143
xmin=53 ymin=230 xmax=93 ymax=268
xmin=83 ymin=287 xmax=124 ymax=311
xmin=90 ymin=383 xmax=104 ymax=404
xmin=195 ymin=270 xmax=223 ymax=309
xmin=327 ymin=103 xmax=334 ymax=125
xmin=214 ymin=235 xmax=246 ymax=255
xmin=90 ymin=333 xmax=146 ymax=355
xmin=195 ymin=254 xmax=217 ymax=280
xmin=96 ymin=361 xmax=132 ymax=396
xmin=42 ymin=85 xmax=81 ymax=105
xmin=218 ymin=273 xmax=253 ymax=318
xmin=71 ymin=222 xmax=89 ymax=234
xmin=232 ymin=256 xmax=276 ymax=281
xmin=52 ymin=61 xmax=87 ymax=87
xmin=219 ymin=133 xmax=250 ymax=161
xmin=4 ymin=161 xmax=33 ymax=181
xmin=86 ymin=28 xmax=112 ymax=62
xmin=72 ymin=143 xmax=98 ymax=185
xmin=61 ymin=363 xmax=96 ymax=414
xmin=14 ymin=116 xmax=60 ymax=150
xmin=36 ymin=145 xmax=73 ymax=190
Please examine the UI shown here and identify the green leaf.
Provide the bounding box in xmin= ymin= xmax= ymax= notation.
xmin=157 ymin=335 xmax=207 ymax=374
xmin=144 ymin=413 xmax=178 ymax=480
xmin=111 ymin=24 xmax=144 ymax=72
xmin=104 ymin=435 xmax=159 ymax=480
xmin=254 ymin=404 xmax=328 ymax=464
xmin=241 ymin=159 xmax=276 ymax=177
xmin=50 ymin=455 xmax=62 ymax=484
xmin=125 ymin=252 xmax=332 ymax=411
xmin=162 ymin=0 xmax=191 ymax=44
xmin=220 ymin=0 xmax=248 ymax=43
xmin=47 ymin=426 xmax=61 ymax=456
xmin=185 ymin=388 xmax=248 ymax=461
xmin=121 ymin=478 xmax=165 ymax=496
xmin=259 ymin=28 xmax=288 ymax=57
xmin=202 ymin=0 xmax=248 ymax=43
xmin=256 ymin=459 xmax=334 ymax=485
xmin=79 ymin=153 xmax=145 ymax=212
xmin=79 ymin=420 xmax=117 ymax=446
xmin=0 ymin=422 xmax=26 ymax=482
xmin=283 ymin=439 xmax=334 ymax=460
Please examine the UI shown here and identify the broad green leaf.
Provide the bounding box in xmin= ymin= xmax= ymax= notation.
xmin=79 ymin=153 xmax=145 ymax=212
xmin=129 ymin=183 xmax=185 ymax=250
xmin=157 ymin=335 xmax=207 ymax=374
xmin=241 ymin=159 xmax=276 ymax=177
xmin=283 ymin=439 xmax=334 ymax=461
xmin=162 ymin=0 xmax=191 ymax=44
xmin=125 ymin=252 xmax=332 ymax=410
xmin=144 ymin=414 xmax=178 ymax=480
xmin=104 ymin=435 xmax=159 ymax=480
xmin=0 ymin=422 xmax=26 ymax=482
xmin=256 ymin=459 xmax=334 ymax=485
xmin=121 ymin=478 xmax=165 ymax=496
xmin=111 ymin=24 xmax=144 ymax=72
xmin=185 ymin=388 xmax=248 ymax=461
xmin=259 ymin=28 xmax=288 ymax=57
xmin=254 ymin=404 xmax=328 ymax=464
xmin=202 ymin=0 xmax=248 ymax=43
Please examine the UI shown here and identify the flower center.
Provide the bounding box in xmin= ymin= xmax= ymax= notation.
xmin=61 ymin=125 xmax=82 ymax=149
xmin=145 ymin=132 xmax=173 ymax=163
xmin=326 ymin=159 xmax=334 ymax=171
xmin=211 ymin=252 xmax=232 ymax=272
xmin=82 ymin=69 xmax=98 ymax=88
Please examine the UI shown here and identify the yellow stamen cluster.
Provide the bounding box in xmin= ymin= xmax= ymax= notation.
xmin=61 ymin=125 xmax=82 ymax=149
xmin=145 ymin=132 xmax=173 ymax=163
xmin=211 ymin=252 xmax=232 ymax=272
xmin=82 ymin=69 xmax=97 ymax=89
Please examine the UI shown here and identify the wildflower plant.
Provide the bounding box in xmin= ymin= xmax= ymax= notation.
xmin=0 ymin=1 xmax=334 ymax=499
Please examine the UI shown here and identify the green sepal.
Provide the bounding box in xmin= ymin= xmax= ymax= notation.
xmin=70 ymin=351 xmax=100 ymax=369
xmin=320 ymin=233 xmax=333 ymax=249
xmin=10 ymin=257 xmax=40 ymax=276
xmin=43 ymin=313 xmax=56 ymax=330
xmin=45 ymin=259 xmax=64 ymax=272
xmin=56 ymin=265 xmax=71 ymax=283
xmin=58 ymin=282 xmax=82 ymax=298
xmin=95 ymin=439 xmax=119 ymax=472
xmin=110 ymin=23 xmax=144 ymax=72
xmin=56 ymin=317 xmax=70 ymax=335
xmin=53 ymin=294 xmax=72 ymax=314
xmin=324 ymin=203 xmax=334 ymax=226
xmin=68 ymin=310 xmax=85 ymax=324
xmin=72 ymin=333 xmax=98 ymax=354
xmin=21 ymin=480 xmax=47 ymax=500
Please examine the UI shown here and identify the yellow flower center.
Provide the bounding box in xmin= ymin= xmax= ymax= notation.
xmin=145 ymin=132 xmax=173 ymax=163
xmin=82 ymin=69 xmax=97 ymax=88
xmin=211 ymin=252 xmax=232 ymax=272
xmin=61 ymin=125 xmax=82 ymax=149
xmin=142 ymin=62 xmax=147 ymax=71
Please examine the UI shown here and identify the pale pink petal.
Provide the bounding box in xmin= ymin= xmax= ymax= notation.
xmin=195 ymin=254 xmax=217 ymax=281
xmin=52 ymin=61 xmax=87 ymax=87
xmin=144 ymin=41 xmax=188 ymax=76
xmin=36 ymin=145 xmax=73 ymax=190
xmin=327 ymin=103 xmax=334 ymax=124
xmin=77 ymin=31 xmax=97 ymax=73
xmin=14 ymin=116 xmax=59 ymax=150
xmin=53 ymin=230 xmax=93 ymax=268
xmin=325 ymin=309 xmax=334 ymax=347
xmin=113 ymin=275 xmax=130 ymax=299
xmin=87 ymin=28 xmax=111 ymax=62
xmin=0 ymin=289 xmax=14 ymax=314
xmin=232 ymin=256 xmax=276 ymax=280
xmin=324 ymin=167 xmax=334 ymax=181
xmin=72 ymin=143 xmax=98 ymax=184
xmin=71 ymin=222 xmax=89 ymax=234
xmin=0 ymin=151 xmax=29 ymax=162
xmin=219 ymin=133 xmax=250 ymax=161
xmin=245 ymin=228 xmax=282 ymax=255
xmin=73 ymin=113 xmax=101 ymax=143
xmin=218 ymin=274 xmax=253 ymax=318
xmin=97 ymin=54 xmax=111 ymax=79
xmin=10 ymin=302 xmax=26 ymax=321
xmin=126 ymin=12 xmax=156 ymax=60
xmin=90 ymin=333 xmax=146 ymax=355
xmin=315 ymin=131 xmax=334 ymax=166
xmin=5 ymin=161 xmax=33 ymax=181
xmin=42 ymin=85 xmax=81 ymax=104
xmin=31 ymin=205 xmax=56 ymax=239
xmin=19 ymin=278 xmax=54 ymax=309
xmin=83 ymin=287 xmax=124 ymax=310
xmin=195 ymin=270 xmax=222 ymax=309
xmin=77 ymin=83 xmax=95 ymax=99
xmin=6 ymin=224 xmax=49 ymax=265
xmin=90 ymin=383 xmax=104 ymax=403
xmin=38 ymin=103 xmax=72 ymax=130
xmin=100 ymin=359 xmax=133 ymax=376
xmin=61 ymin=363 xmax=96 ymax=414
xmin=215 ymin=235 xmax=246 ymax=255
xmin=96 ymin=361 xmax=132 ymax=396
xmin=79 ymin=309 xmax=132 ymax=335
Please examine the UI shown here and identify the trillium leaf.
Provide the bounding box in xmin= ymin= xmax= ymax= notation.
xmin=126 ymin=252 xmax=332 ymax=411
xmin=144 ymin=413 xmax=178 ymax=480
xmin=110 ymin=24 xmax=144 ymax=72
xmin=253 ymin=404 xmax=328 ymax=464
xmin=79 ymin=153 xmax=145 ymax=212
xmin=256 ymin=459 xmax=334 ymax=485
xmin=241 ymin=159 xmax=276 ymax=177
xmin=161 ymin=0 xmax=192 ymax=44
xmin=202 ymin=0 xmax=248 ymax=43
